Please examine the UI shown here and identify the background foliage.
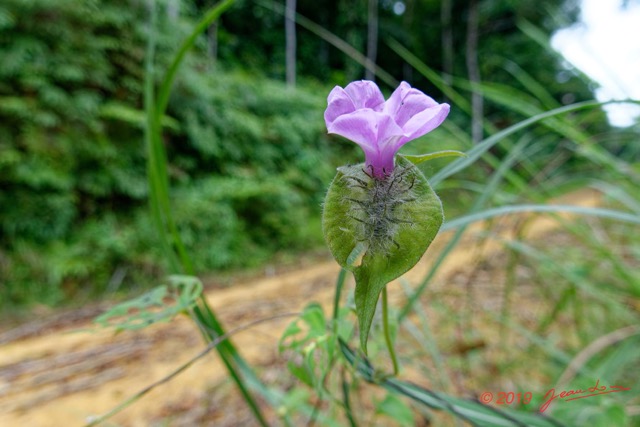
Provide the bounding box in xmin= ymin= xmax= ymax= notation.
xmin=0 ymin=0 xmax=351 ymax=307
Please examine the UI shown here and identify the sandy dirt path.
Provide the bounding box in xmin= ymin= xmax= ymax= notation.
xmin=0 ymin=190 xmax=601 ymax=427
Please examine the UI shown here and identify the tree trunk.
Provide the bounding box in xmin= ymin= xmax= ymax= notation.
xmin=208 ymin=22 xmax=218 ymax=63
xmin=365 ymin=0 xmax=378 ymax=81
xmin=402 ymin=0 xmax=415 ymax=82
xmin=441 ymin=0 xmax=453 ymax=88
xmin=466 ymin=0 xmax=483 ymax=143
xmin=285 ymin=0 xmax=297 ymax=87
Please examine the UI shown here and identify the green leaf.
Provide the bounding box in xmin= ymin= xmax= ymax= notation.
xmin=323 ymin=156 xmax=443 ymax=352
xmin=100 ymin=102 xmax=180 ymax=131
xmin=94 ymin=275 xmax=203 ymax=332
xmin=403 ymin=150 xmax=467 ymax=165
xmin=279 ymin=303 xmax=327 ymax=351
xmin=376 ymin=393 xmax=415 ymax=426
xmin=287 ymin=360 xmax=314 ymax=387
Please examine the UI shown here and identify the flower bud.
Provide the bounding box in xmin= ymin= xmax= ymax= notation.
xmin=322 ymin=156 xmax=443 ymax=351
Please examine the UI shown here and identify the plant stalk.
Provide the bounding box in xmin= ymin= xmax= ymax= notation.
xmin=382 ymin=287 xmax=399 ymax=375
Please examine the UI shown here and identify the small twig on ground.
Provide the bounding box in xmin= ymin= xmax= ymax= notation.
xmin=84 ymin=311 xmax=300 ymax=427
xmin=555 ymin=324 xmax=640 ymax=387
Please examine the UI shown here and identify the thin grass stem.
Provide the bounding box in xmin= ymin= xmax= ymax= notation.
xmin=84 ymin=312 xmax=297 ymax=427
xmin=382 ymin=287 xmax=399 ymax=376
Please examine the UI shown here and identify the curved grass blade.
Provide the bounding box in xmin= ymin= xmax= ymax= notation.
xmin=430 ymin=100 xmax=628 ymax=188
xmin=404 ymin=150 xmax=467 ymax=165
xmin=339 ymin=339 xmax=568 ymax=427
xmin=441 ymin=204 xmax=640 ymax=231
xmin=399 ymin=134 xmax=532 ymax=320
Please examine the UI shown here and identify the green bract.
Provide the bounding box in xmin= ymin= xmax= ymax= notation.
xmin=322 ymin=156 xmax=443 ymax=352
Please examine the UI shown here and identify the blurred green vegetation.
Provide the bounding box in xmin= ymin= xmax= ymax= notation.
xmin=0 ymin=0 xmax=357 ymax=307
xmin=0 ymin=0 xmax=636 ymax=312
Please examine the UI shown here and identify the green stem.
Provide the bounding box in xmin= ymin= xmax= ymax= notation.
xmin=332 ymin=268 xmax=348 ymax=323
xmin=382 ymin=287 xmax=399 ymax=376
xmin=156 ymin=0 xmax=236 ymax=117
xmin=341 ymin=368 xmax=358 ymax=427
xmin=144 ymin=0 xmax=180 ymax=272
xmin=192 ymin=302 xmax=270 ymax=427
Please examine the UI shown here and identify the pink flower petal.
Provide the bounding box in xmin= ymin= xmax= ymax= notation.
xmin=327 ymin=110 xmax=401 ymax=150
xmin=400 ymin=103 xmax=450 ymax=143
xmin=324 ymin=80 xmax=450 ymax=179
xmin=384 ymin=81 xmax=441 ymax=127
xmin=343 ymin=80 xmax=385 ymax=111
xmin=325 ymin=86 xmax=356 ymax=126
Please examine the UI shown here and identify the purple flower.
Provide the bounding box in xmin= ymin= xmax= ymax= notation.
xmin=324 ymin=80 xmax=450 ymax=179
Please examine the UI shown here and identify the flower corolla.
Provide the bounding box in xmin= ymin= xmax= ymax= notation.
xmin=324 ymin=80 xmax=450 ymax=179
